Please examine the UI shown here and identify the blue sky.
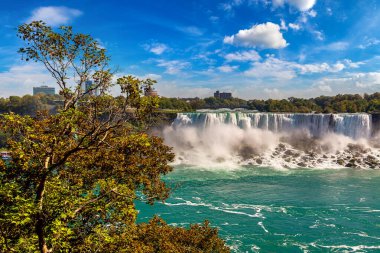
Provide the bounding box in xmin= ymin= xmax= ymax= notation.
xmin=1 ymin=0 xmax=380 ymax=99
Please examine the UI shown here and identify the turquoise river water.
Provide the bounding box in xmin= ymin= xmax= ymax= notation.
xmin=137 ymin=166 xmax=380 ymax=252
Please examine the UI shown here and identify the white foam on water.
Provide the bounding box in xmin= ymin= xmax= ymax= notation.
xmin=258 ymin=221 xmax=269 ymax=233
xmin=162 ymin=112 xmax=380 ymax=169
xmin=344 ymin=232 xmax=380 ymax=240
xmin=309 ymin=242 xmax=380 ymax=251
xmin=164 ymin=198 xmax=282 ymax=219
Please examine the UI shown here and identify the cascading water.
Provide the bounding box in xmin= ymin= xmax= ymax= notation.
xmin=173 ymin=112 xmax=372 ymax=140
xmin=163 ymin=111 xmax=380 ymax=169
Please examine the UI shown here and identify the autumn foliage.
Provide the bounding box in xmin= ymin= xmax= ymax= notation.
xmin=0 ymin=21 xmax=229 ymax=252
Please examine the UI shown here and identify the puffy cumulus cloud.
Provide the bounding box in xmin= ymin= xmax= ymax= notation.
xmin=272 ymin=0 xmax=317 ymax=11
xmin=156 ymin=59 xmax=190 ymax=75
xmin=0 ymin=63 xmax=55 ymax=98
xmin=224 ymin=50 xmax=261 ymax=62
xmin=244 ymin=56 xmax=361 ymax=80
xmin=224 ymin=22 xmax=288 ymax=49
xmin=218 ymin=65 xmax=238 ymax=73
xmin=27 ymin=6 xmax=82 ymax=27
xmin=143 ymin=43 xmax=169 ymax=55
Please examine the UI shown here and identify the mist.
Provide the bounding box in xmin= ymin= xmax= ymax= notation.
xmin=161 ymin=112 xmax=380 ymax=169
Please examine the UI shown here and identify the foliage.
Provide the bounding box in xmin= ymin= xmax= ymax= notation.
xmin=3 ymin=93 xmax=380 ymax=116
xmin=159 ymin=97 xmax=193 ymax=111
xmin=0 ymin=94 xmax=62 ymax=116
xmin=0 ymin=21 xmax=228 ymax=253
xmin=248 ymin=93 xmax=377 ymax=113
xmin=17 ymin=21 xmax=112 ymax=110
xmin=157 ymin=93 xmax=380 ymax=113
xmin=72 ymin=217 xmax=229 ymax=252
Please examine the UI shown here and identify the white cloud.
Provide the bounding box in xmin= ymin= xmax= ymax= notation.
xmin=289 ymin=23 xmax=301 ymax=30
xmin=224 ymin=50 xmax=261 ymax=62
xmin=313 ymin=72 xmax=380 ymax=93
xmin=220 ymin=0 xmax=244 ymax=12
xmin=224 ymin=22 xmax=288 ymax=49
xmin=264 ymin=87 xmax=280 ymax=94
xmin=298 ymin=62 xmax=346 ymax=74
xmin=210 ymin=16 xmax=220 ymax=23
xmin=244 ymin=57 xmax=297 ymax=80
xmin=351 ymin=72 xmax=380 ymax=88
xmin=144 ymin=43 xmax=169 ymax=55
xmin=222 ymin=0 xmax=317 ymax=14
xmin=156 ymin=60 xmax=190 ymax=74
xmin=155 ymin=82 xmax=212 ymax=98
xmin=244 ymin=56 xmax=360 ymax=80
xmin=313 ymin=30 xmax=324 ymax=41
xmin=218 ymin=65 xmax=238 ymax=73
xmin=273 ymin=0 xmax=317 ymax=11
xmin=139 ymin=73 xmax=162 ymax=80
xmin=307 ymin=9 xmax=317 ymax=17
xmin=320 ymin=41 xmax=349 ymax=51
xmin=27 ymin=6 xmax=82 ymax=27
xmin=286 ymin=9 xmax=320 ymax=37
xmin=272 ymin=0 xmax=285 ymax=8
xmin=0 ymin=63 xmax=56 ymax=98
xmin=316 ymin=84 xmax=332 ymax=92
xmin=358 ymin=38 xmax=380 ymax=49
xmin=280 ymin=19 xmax=288 ymax=30
xmin=177 ymin=26 xmax=204 ymax=36
xmin=342 ymin=59 xmax=364 ymax=68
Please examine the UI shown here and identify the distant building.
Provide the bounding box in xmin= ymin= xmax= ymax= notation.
xmin=83 ymin=80 xmax=99 ymax=96
xmin=214 ymin=90 xmax=232 ymax=99
xmin=33 ymin=85 xmax=55 ymax=95
xmin=0 ymin=151 xmax=11 ymax=161
xmin=144 ymin=87 xmax=158 ymax=97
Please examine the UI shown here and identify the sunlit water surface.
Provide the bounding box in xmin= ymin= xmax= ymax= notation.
xmin=137 ymin=166 xmax=380 ymax=252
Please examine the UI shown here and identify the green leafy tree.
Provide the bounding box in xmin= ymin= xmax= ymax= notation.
xmin=0 ymin=21 xmax=229 ymax=253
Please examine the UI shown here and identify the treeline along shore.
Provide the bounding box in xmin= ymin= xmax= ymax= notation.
xmin=2 ymin=92 xmax=380 ymax=116
xmin=159 ymin=92 xmax=380 ymax=113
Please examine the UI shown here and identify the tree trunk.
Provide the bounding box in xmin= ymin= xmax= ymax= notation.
xmin=36 ymin=176 xmax=48 ymax=253
xmin=35 ymin=157 xmax=50 ymax=253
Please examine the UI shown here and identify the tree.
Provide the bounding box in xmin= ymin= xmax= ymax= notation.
xmin=0 ymin=21 xmax=229 ymax=252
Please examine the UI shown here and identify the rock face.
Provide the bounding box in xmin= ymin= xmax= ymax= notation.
xmin=242 ymin=143 xmax=380 ymax=169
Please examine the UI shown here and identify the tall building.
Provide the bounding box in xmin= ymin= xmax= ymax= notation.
xmin=83 ymin=80 xmax=99 ymax=96
xmin=214 ymin=90 xmax=232 ymax=99
xmin=33 ymin=85 xmax=55 ymax=95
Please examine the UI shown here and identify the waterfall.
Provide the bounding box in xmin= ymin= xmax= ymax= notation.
xmin=173 ymin=112 xmax=372 ymax=140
